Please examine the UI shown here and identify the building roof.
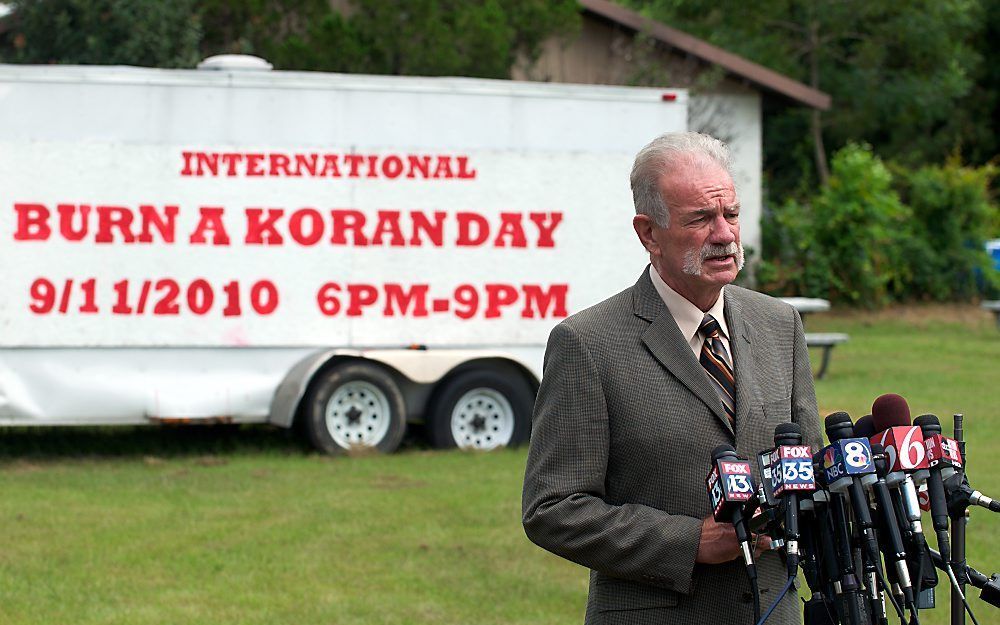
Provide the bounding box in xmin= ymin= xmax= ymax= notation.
xmin=579 ymin=0 xmax=831 ymax=110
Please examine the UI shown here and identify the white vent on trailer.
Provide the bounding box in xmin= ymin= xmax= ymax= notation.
xmin=197 ymin=54 xmax=273 ymax=71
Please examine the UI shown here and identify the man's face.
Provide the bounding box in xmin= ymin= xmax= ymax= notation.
xmin=636 ymin=157 xmax=742 ymax=305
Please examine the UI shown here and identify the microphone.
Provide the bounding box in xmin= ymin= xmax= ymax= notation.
xmin=825 ymin=412 xmax=897 ymax=625
xmin=947 ymin=479 xmax=1000 ymax=514
xmin=912 ymin=413 xmax=984 ymax=624
xmin=706 ymin=445 xmax=757 ymax=570
xmin=771 ymin=422 xmax=816 ymax=577
xmin=807 ymin=453 xmax=843 ymax=596
xmin=854 ymin=415 xmax=875 ymax=439
xmin=912 ymin=415 xmax=953 ymax=561
xmin=752 ymin=449 xmax=785 ymax=550
xmin=706 ymin=444 xmax=760 ymax=619
xmin=822 ymin=412 xmax=879 ymax=560
xmin=917 ymin=413 xmax=963 ymax=482
xmin=870 ymin=442 xmax=917 ymax=613
xmin=814 ymin=444 xmax=866 ymax=625
xmin=870 ymin=394 xmax=933 ymax=586
xmin=872 ymin=394 xmax=930 ymax=484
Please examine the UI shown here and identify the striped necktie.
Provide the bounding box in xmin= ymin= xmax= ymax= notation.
xmin=698 ymin=314 xmax=735 ymax=426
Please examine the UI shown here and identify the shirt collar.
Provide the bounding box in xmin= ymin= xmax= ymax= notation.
xmin=648 ymin=265 xmax=730 ymax=342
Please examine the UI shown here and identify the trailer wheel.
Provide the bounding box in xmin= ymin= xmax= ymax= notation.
xmin=428 ymin=368 xmax=533 ymax=450
xmin=304 ymin=363 xmax=407 ymax=455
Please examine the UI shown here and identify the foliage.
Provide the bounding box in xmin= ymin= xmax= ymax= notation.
xmin=198 ymin=0 xmax=580 ymax=77
xmin=624 ymin=0 xmax=991 ymax=197
xmin=893 ymin=159 xmax=1000 ymax=300
xmin=759 ymin=145 xmax=999 ymax=305
xmin=0 ymin=0 xmax=202 ymax=68
xmin=1 ymin=0 xmax=580 ymax=78
xmin=759 ymin=145 xmax=909 ymax=306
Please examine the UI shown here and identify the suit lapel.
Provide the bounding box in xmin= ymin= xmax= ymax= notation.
xmin=724 ymin=291 xmax=757 ymax=438
xmin=633 ymin=269 xmax=734 ymax=437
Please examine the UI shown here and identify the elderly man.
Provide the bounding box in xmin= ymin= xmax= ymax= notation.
xmin=522 ymin=132 xmax=822 ymax=624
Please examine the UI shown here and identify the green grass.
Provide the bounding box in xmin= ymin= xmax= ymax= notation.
xmin=0 ymin=305 xmax=997 ymax=625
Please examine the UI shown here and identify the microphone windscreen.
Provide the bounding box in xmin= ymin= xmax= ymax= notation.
xmin=825 ymin=411 xmax=855 ymax=441
xmin=774 ymin=422 xmax=801 ymax=437
xmin=913 ymin=413 xmax=942 ymax=435
xmin=854 ymin=415 xmax=875 ymax=439
xmin=711 ymin=443 xmax=737 ymax=460
xmin=773 ymin=422 xmax=802 ymax=445
xmin=872 ymin=393 xmax=911 ymax=431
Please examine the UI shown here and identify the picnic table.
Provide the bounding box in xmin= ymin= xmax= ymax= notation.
xmin=779 ymin=297 xmax=849 ymax=380
xmin=983 ymin=300 xmax=1000 ymax=329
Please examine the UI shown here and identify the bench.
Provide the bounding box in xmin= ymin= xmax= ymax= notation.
xmin=983 ymin=301 xmax=1000 ymax=329
xmin=805 ymin=333 xmax=849 ymax=380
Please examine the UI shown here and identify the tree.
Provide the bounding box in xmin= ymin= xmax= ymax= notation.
xmin=1 ymin=0 xmax=580 ymax=80
xmin=198 ymin=0 xmax=580 ymax=78
xmin=624 ymin=0 xmax=987 ymax=195
xmin=0 ymin=0 xmax=202 ymax=67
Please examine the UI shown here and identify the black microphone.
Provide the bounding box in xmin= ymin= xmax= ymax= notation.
xmin=814 ymin=447 xmax=864 ymax=625
xmin=825 ymin=412 xmax=898 ymax=625
xmin=772 ymin=422 xmax=816 ymax=577
xmin=752 ymin=450 xmax=786 ymax=551
xmin=947 ymin=479 xmax=1000 ymax=514
xmin=870 ymin=442 xmax=917 ymax=613
xmin=799 ymin=490 xmax=840 ymax=625
xmin=706 ymin=444 xmax=757 ymax=573
xmin=912 ymin=413 xmax=982 ymax=623
xmin=913 ymin=414 xmax=952 ymax=562
xmin=706 ymin=444 xmax=760 ymax=620
xmin=823 ymin=412 xmax=880 ymax=563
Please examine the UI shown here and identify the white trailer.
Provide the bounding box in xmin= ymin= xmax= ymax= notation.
xmin=0 ymin=56 xmax=686 ymax=453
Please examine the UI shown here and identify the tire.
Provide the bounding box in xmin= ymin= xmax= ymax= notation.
xmin=428 ymin=368 xmax=533 ymax=450
xmin=303 ymin=362 xmax=407 ymax=455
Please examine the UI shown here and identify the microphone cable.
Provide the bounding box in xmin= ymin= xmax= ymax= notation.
xmin=944 ymin=565 xmax=981 ymax=625
xmin=754 ymin=576 xmax=795 ymax=625
xmin=927 ymin=547 xmax=984 ymax=625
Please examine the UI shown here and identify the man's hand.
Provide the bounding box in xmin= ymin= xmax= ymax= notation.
xmin=696 ymin=516 xmax=740 ymax=564
xmin=695 ymin=516 xmax=773 ymax=564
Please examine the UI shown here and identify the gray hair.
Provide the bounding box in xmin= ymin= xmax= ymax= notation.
xmin=630 ymin=132 xmax=733 ymax=228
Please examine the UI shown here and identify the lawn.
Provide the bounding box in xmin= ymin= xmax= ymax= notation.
xmin=0 ymin=305 xmax=997 ymax=625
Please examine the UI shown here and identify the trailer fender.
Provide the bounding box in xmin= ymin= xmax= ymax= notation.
xmin=268 ymin=348 xmax=542 ymax=428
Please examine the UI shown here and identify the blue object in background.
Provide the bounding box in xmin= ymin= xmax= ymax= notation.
xmin=988 ymin=239 xmax=1000 ymax=271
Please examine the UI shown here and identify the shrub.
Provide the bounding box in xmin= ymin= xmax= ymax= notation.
xmin=759 ymin=144 xmax=911 ymax=306
xmin=893 ymin=158 xmax=999 ymax=300
xmin=758 ymin=146 xmax=1000 ymax=305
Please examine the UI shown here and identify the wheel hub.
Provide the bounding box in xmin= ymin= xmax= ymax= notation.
xmin=470 ymin=414 xmax=487 ymax=432
xmin=450 ymin=387 xmax=515 ymax=450
xmin=345 ymin=406 xmax=363 ymax=425
xmin=325 ymin=380 xmax=392 ymax=449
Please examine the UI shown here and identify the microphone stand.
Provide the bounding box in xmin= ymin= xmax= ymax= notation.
xmin=951 ymin=413 xmax=967 ymax=625
xmin=927 ymin=548 xmax=1000 ymax=612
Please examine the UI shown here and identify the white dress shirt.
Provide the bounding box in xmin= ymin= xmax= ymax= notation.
xmin=647 ymin=265 xmax=733 ymax=366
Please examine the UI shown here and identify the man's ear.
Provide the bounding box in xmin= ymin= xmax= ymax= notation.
xmin=633 ymin=214 xmax=659 ymax=254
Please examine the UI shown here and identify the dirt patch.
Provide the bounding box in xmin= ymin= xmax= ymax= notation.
xmin=194 ymin=455 xmax=228 ymax=467
xmin=371 ymin=474 xmax=427 ymax=490
xmin=827 ymin=303 xmax=993 ymax=329
xmin=2 ymin=460 xmax=44 ymax=474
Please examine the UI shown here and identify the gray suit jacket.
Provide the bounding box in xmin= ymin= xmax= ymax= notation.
xmin=522 ymin=268 xmax=822 ymax=625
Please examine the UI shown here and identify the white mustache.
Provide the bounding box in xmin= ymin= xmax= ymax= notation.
xmin=682 ymin=242 xmax=745 ymax=276
xmin=700 ymin=243 xmax=741 ymax=261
